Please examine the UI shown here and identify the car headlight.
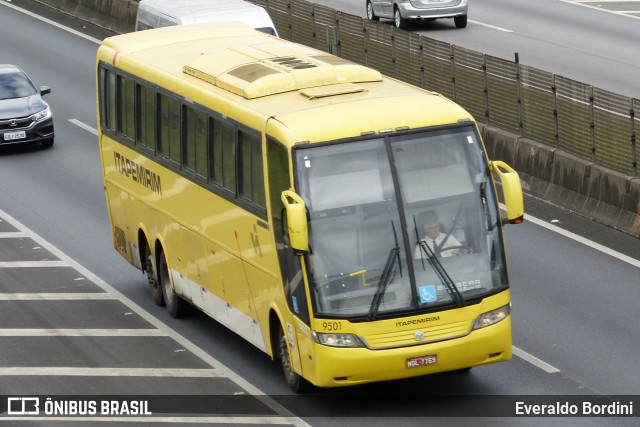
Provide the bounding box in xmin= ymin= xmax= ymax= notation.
xmin=472 ymin=303 xmax=510 ymax=330
xmin=30 ymin=107 xmax=51 ymax=122
xmin=312 ymin=331 xmax=364 ymax=348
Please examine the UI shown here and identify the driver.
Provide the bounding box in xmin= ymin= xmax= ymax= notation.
xmin=414 ymin=210 xmax=468 ymax=258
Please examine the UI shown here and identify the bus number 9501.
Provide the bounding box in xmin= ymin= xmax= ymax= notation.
xmin=322 ymin=321 xmax=342 ymax=331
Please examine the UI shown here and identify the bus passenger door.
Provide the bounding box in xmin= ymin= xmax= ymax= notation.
xmin=278 ymin=204 xmax=313 ymax=382
xmin=266 ymin=139 xmax=311 ymax=379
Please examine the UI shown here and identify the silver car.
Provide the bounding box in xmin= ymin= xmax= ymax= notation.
xmin=366 ymin=0 xmax=468 ymax=29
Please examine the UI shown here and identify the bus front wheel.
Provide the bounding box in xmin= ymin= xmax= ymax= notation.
xmin=278 ymin=327 xmax=309 ymax=393
xmin=158 ymin=250 xmax=187 ymax=318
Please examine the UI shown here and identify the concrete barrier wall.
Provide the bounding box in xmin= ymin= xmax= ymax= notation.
xmin=480 ymin=124 xmax=640 ymax=236
xmin=37 ymin=0 xmax=137 ymax=34
xmin=33 ymin=0 xmax=640 ymax=236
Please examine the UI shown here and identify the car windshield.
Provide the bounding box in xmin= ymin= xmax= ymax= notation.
xmin=294 ymin=125 xmax=508 ymax=319
xmin=0 ymin=71 xmax=38 ymax=100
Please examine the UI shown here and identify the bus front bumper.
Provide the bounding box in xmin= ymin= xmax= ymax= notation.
xmin=310 ymin=316 xmax=511 ymax=388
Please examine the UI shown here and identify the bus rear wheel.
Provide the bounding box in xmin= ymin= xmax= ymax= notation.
xmin=144 ymin=245 xmax=163 ymax=306
xmin=158 ymin=250 xmax=187 ymax=318
xmin=278 ymin=327 xmax=309 ymax=393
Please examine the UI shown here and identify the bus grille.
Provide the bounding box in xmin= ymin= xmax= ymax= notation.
xmin=362 ymin=320 xmax=472 ymax=349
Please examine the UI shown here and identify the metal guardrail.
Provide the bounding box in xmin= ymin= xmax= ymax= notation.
xmin=252 ymin=0 xmax=639 ymax=177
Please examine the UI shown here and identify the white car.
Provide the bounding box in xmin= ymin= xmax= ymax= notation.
xmin=366 ymin=0 xmax=468 ymax=29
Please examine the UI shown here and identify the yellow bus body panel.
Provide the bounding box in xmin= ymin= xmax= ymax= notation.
xmin=102 ymin=137 xmax=281 ymax=352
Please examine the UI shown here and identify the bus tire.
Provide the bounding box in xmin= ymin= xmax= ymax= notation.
xmin=144 ymin=244 xmax=164 ymax=306
xmin=278 ymin=327 xmax=309 ymax=393
xmin=158 ymin=250 xmax=187 ymax=318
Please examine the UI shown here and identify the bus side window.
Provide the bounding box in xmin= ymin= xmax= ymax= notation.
xmin=183 ymin=105 xmax=207 ymax=178
xmin=136 ymin=83 xmax=156 ymax=152
xmin=158 ymin=94 xmax=181 ymax=164
xmin=239 ymin=131 xmax=265 ymax=209
xmin=117 ymin=74 xmax=135 ymax=143
xmin=209 ymin=117 xmax=236 ymax=193
xmin=99 ymin=66 xmax=117 ymax=133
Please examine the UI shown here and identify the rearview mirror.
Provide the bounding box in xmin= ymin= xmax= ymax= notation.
xmin=490 ymin=160 xmax=524 ymax=224
xmin=281 ymin=190 xmax=308 ymax=253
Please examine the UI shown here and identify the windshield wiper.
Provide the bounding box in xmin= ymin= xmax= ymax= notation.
xmin=368 ymin=222 xmax=401 ymax=320
xmin=413 ymin=216 xmax=464 ymax=306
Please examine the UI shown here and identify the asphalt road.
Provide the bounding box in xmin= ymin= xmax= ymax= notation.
xmin=0 ymin=1 xmax=639 ymax=426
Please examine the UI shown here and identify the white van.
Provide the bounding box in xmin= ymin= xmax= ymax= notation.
xmin=135 ymin=0 xmax=279 ymax=36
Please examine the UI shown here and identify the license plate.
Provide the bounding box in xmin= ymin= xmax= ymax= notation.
xmin=406 ymin=354 xmax=437 ymax=368
xmin=4 ymin=131 xmax=26 ymax=141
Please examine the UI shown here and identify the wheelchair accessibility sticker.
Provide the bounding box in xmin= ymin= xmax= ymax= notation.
xmin=419 ymin=285 xmax=437 ymax=303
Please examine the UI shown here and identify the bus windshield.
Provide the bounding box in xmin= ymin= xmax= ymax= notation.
xmin=294 ymin=125 xmax=508 ymax=319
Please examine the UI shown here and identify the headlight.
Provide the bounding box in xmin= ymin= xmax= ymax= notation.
xmin=472 ymin=303 xmax=510 ymax=330
xmin=30 ymin=107 xmax=51 ymax=122
xmin=313 ymin=332 xmax=364 ymax=348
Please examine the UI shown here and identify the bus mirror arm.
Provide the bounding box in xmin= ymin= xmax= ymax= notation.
xmin=281 ymin=190 xmax=309 ymax=254
xmin=489 ymin=160 xmax=524 ymax=224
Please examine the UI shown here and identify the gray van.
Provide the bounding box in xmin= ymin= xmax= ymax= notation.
xmin=136 ymin=0 xmax=279 ymax=36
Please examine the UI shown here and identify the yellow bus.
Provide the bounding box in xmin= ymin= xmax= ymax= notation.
xmin=96 ymin=22 xmax=524 ymax=391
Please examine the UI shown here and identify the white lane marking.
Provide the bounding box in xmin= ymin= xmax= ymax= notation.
xmin=0 ymin=232 xmax=28 ymax=238
xmin=0 ymin=261 xmax=68 ymax=268
xmin=579 ymin=0 xmax=640 ymax=2
xmin=0 ymin=329 xmax=166 ymax=337
xmin=512 ymin=346 xmax=560 ymax=373
xmin=69 ymin=118 xmax=98 ymax=135
xmin=0 ymin=208 xmax=311 ymax=427
xmin=500 ymin=203 xmax=640 ymax=269
xmin=0 ymin=293 xmax=112 ymax=300
xmin=524 ymin=212 xmax=640 ymax=269
xmin=0 ymin=1 xmax=103 ymax=44
xmin=468 ymin=20 xmax=513 ymax=32
xmin=0 ymin=367 xmax=222 ymax=377
xmin=559 ymin=0 xmax=640 ymax=20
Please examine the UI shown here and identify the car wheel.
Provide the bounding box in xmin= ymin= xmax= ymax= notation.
xmin=394 ymin=7 xmax=408 ymax=29
xmin=366 ymin=0 xmax=379 ymax=21
xmin=454 ymin=14 xmax=467 ymax=28
xmin=41 ymin=138 xmax=54 ymax=148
